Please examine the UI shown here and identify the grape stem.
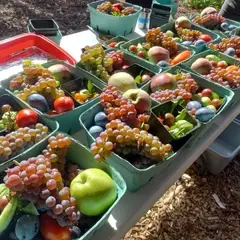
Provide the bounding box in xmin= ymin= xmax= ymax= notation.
xmin=13 ymin=160 xmax=20 ymax=166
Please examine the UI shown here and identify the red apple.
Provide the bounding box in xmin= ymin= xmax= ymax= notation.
xmin=54 ymin=97 xmax=74 ymax=114
xmin=137 ymin=51 xmax=145 ymax=58
xmin=202 ymin=88 xmax=212 ymax=97
xmin=123 ymin=89 xmax=151 ymax=113
xmin=129 ymin=45 xmax=137 ymax=52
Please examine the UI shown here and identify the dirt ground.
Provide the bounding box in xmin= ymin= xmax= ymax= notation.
xmin=0 ymin=0 xmax=91 ymax=38
xmin=1 ymin=1 xmax=240 ymax=240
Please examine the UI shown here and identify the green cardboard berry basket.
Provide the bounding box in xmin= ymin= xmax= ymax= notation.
xmin=104 ymin=35 xmax=129 ymax=49
xmin=189 ymin=14 xmax=240 ymax=38
xmin=160 ymin=21 xmax=220 ymax=53
xmin=76 ymin=48 xmax=161 ymax=86
xmin=1 ymin=60 xmax=106 ymax=134
xmin=182 ymin=49 xmax=239 ymax=103
xmin=120 ymin=36 xmax=195 ymax=72
xmin=0 ymin=88 xmax=59 ymax=172
xmin=150 ymin=100 xmax=201 ymax=150
xmin=67 ymin=136 xmax=127 ymax=240
xmin=79 ymin=102 xmax=176 ymax=192
xmin=0 ymin=133 xmax=126 ymax=240
xmin=88 ymin=0 xmax=142 ymax=36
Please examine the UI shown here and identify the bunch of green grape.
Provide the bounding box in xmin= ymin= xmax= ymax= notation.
xmin=10 ymin=60 xmax=65 ymax=102
xmin=80 ymin=44 xmax=112 ymax=81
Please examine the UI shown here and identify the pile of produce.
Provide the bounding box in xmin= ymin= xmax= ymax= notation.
xmin=149 ymin=71 xmax=224 ymax=122
xmin=209 ymin=37 xmax=240 ymax=58
xmin=192 ymin=7 xmax=238 ymax=34
xmin=96 ymin=1 xmax=134 ymax=16
xmin=0 ymin=104 xmax=49 ymax=162
xmin=89 ymin=85 xmax=173 ymax=168
xmin=126 ymin=27 xmax=192 ymax=68
xmin=107 ymin=38 xmax=128 ymax=49
xmin=0 ymin=134 xmax=118 ymax=239
xmin=80 ymin=44 xmax=128 ymax=81
xmin=191 ymin=54 xmax=240 ymax=89
xmin=9 ymin=61 xmax=76 ymax=115
xmin=67 ymin=80 xmax=100 ymax=104
xmin=157 ymin=108 xmax=194 ymax=139
xmin=164 ymin=16 xmax=213 ymax=48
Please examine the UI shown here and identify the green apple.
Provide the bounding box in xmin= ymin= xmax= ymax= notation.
xmin=201 ymin=97 xmax=212 ymax=107
xmin=70 ymin=168 xmax=117 ymax=216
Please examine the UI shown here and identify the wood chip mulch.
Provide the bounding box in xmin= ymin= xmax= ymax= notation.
xmin=124 ymin=156 xmax=240 ymax=240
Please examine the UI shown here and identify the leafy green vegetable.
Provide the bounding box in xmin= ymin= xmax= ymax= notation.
xmin=18 ymin=201 xmax=39 ymax=216
xmin=87 ymin=80 xmax=95 ymax=95
xmin=135 ymin=70 xmax=143 ymax=84
xmin=175 ymin=109 xmax=187 ymax=121
xmin=169 ymin=120 xmax=194 ymax=139
xmin=170 ymin=98 xmax=184 ymax=113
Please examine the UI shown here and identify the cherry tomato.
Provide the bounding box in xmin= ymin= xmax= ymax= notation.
xmin=54 ymin=97 xmax=74 ymax=114
xmin=40 ymin=213 xmax=71 ymax=240
xmin=112 ymin=3 xmax=123 ymax=10
xmin=111 ymin=6 xmax=120 ymax=13
xmin=16 ymin=109 xmax=38 ymax=127
xmin=108 ymin=42 xmax=118 ymax=48
xmin=199 ymin=34 xmax=212 ymax=43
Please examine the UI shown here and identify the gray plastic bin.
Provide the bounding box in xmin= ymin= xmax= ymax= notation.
xmin=202 ymin=120 xmax=240 ymax=175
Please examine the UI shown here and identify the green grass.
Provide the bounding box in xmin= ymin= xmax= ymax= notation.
xmin=183 ymin=0 xmax=224 ymax=10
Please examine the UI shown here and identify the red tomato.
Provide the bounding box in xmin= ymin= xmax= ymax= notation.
xmin=112 ymin=3 xmax=123 ymax=10
xmin=16 ymin=109 xmax=38 ymax=127
xmin=54 ymin=97 xmax=74 ymax=114
xmin=199 ymin=34 xmax=212 ymax=43
xmin=111 ymin=6 xmax=120 ymax=13
xmin=40 ymin=213 xmax=71 ymax=240
xmin=108 ymin=42 xmax=118 ymax=48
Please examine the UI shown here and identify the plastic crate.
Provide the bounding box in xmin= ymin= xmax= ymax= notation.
xmin=121 ymin=36 xmax=194 ymax=72
xmin=0 ymin=91 xmax=59 ymax=172
xmin=88 ymin=0 xmax=142 ymax=36
xmin=0 ymin=33 xmax=75 ymax=65
xmin=202 ymin=120 xmax=240 ymax=175
xmin=79 ymin=102 xmax=176 ymax=192
xmin=152 ymin=0 xmax=177 ymax=18
xmin=182 ymin=49 xmax=240 ymax=103
xmin=160 ymin=21 xmax=220 ymax=53
xmin=1 ymin=60 xmax=106 ymax=134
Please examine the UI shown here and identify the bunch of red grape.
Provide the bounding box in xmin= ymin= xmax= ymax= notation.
xmin=80 ymin=44 xmax=125 ymax=81
xmin=205 ymin=65 xmax=240 ymax=89
xmin=150 ymin=73 xmax=199 ymax=103
xmin=3 ymin=134 xmax=81 ymax=227
xmin=100 ymin=85 xmax=150 ymax=129
xmin=209 ymin=37 xmax=240 ymax=58
xmin=0 ymin=123 xmax=49 ymax=161
xmin=176 ymin=28 xmax=202 ymax=42
xmin=90 ymin=119 xmax=172 ymax=162
xmin=193 ymin=14 xmax=225 ymax=28
xmin=10 ymin=61 xmax=65 ymax=102
xmin=145 ymin=27 xmax=178 ymax=57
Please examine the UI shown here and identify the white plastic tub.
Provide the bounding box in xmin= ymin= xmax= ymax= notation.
xmin=202 ymin=120 xmax=240 ymax=175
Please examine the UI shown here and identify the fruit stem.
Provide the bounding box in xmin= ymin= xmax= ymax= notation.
xmin=13 ymin=160 xmax=20 ymax=166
